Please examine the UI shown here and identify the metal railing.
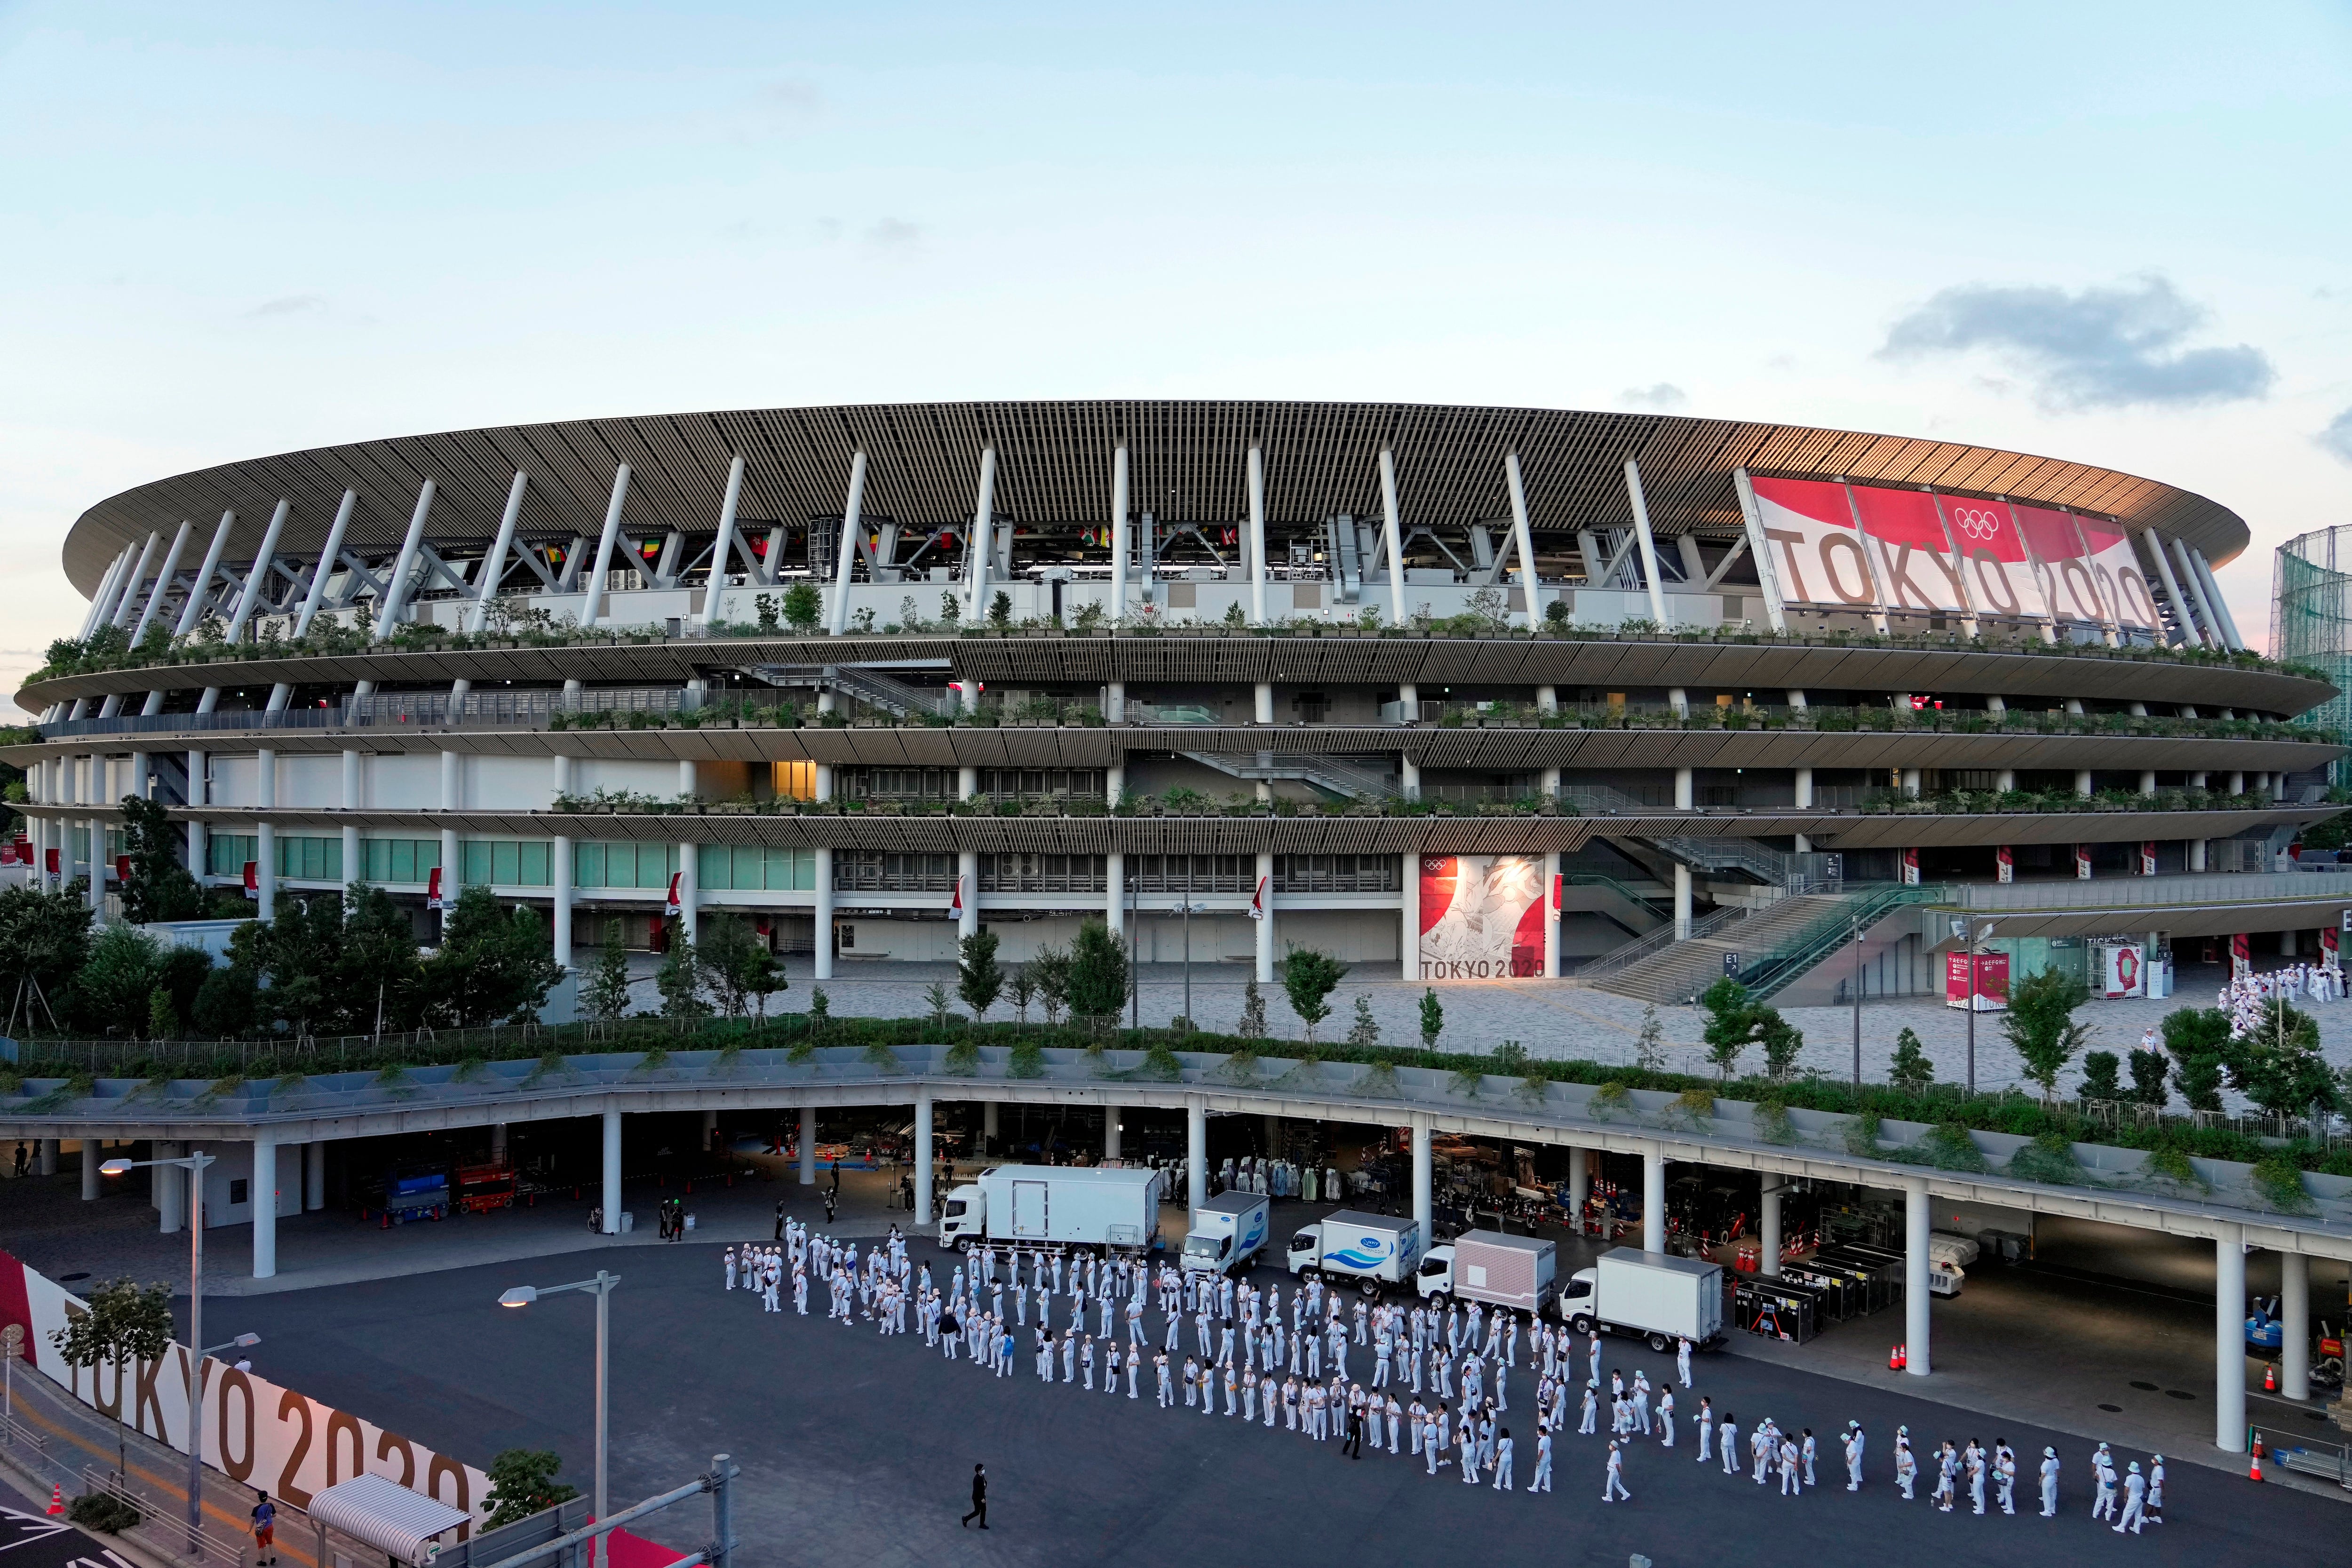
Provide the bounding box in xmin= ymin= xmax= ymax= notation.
xmin=80 ymin=1462 xmax=246 ymax=1560
xmin=41 ymin=707 xmax=347 ymax=738
xmin=1578 ymin=901 xmax=1746 ymax=980
xmin=1649 ymin=836 xmax=1789 ymax=884
xmin=1938 ymin=870 xmax=2336 ymax=914
xmin=1738 ymin=883 xmax=1954 ymax=1001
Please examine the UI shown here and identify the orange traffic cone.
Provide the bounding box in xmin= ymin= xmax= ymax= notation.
xmin=2249 ymin=1449 xmax=2264 ymax=1481
xmin=2265 ymin=1362 xmax=2278 ymax=1391
xmin=46 ymin=1485 xmax=63 ymax=1516
xmin=1890 ymin=1343 xmax=1906 ymax=1370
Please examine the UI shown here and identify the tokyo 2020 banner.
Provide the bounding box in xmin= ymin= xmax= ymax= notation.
xmin=1418 ymin=855 xmax=1545 ymax=980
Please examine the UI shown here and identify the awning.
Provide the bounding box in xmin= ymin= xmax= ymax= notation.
xmin=308 ymin=1474 xmax=472 ymax=1565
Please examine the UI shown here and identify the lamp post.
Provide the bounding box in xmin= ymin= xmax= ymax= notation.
xmin=1850 ymin=910 xmax=1862 ymax=1087
xmin=1963 ymin=919 xmax=1997 ymax=1096
xmin=501 ymin=1272 xmax=618 ymax=1565
xmin=99 ymin=1152 xmax=255 ymax=1557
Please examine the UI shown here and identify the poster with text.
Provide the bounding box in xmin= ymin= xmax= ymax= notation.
xmin=1748 ymin=477 xmax=1879 ymax=611
xmin=2077 ymin=517 xmax=2160 ymax=633
xmin=2013 ymin=505 xmax=2106 ymax=629
xmin=1941 ymin=499 xmax=2037 ymax=622
xmin=1418 ymin=855 xmax=1545 ymax=979
xmin=1848 ymin=485 xmax=1969 ymax=614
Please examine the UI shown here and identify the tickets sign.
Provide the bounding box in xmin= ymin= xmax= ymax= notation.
xmin=1418 ymin=855 xmax=1545 ymax=980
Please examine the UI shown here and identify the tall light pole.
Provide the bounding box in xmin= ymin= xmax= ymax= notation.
xmin=1963 ymin=919 xmax=1997 ymax=1097
xmin=500 ymin=1272 xmax=619 ymax=1565
xmin=100 ymin=1151 xmax=254 ymax=1556
xmin=1850 ymin=910 xmax=1863 ymax=1087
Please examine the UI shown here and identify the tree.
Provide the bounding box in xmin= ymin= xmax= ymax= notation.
xmin=1755 ymin=1006 xmax=1803 ymax=1080
xmin=1347 ymin=995 xmax=1380 ymax=1045
xmin=2227 ymin=1000 xmax=2338 ymax=1120
xmin=482 ymin=1449 xmax=579 ymax=1529
xmin=48 ymin=1277 xmax=172 ymax=1375
xmin=68 ymin=923 xmax=168 ymax=1035
xmin=655 ymin=929 xmax=707 ymax=1019
xmin=1698 ymin=976 xmax=1757 ymax=1079
xmin=1031 ymin=944 xmax=1070 ymax=1026
xmin=423 ymin=887 xmax=562 ymax=1027
xmin=1633 ymin=1004 xmax=1665 ymax=1073
xmin=956 ymin=930 xmax=1004 ymax=1026
xmin=2079 ymin=1050 xmax=2122 ymax=1101
xmin=191 ymin=967 xmax=257 ymax=1036
xmin=228 ymin=894 xmax=341 ymax=1038
xmin=2127 ymin=1046 xmax=2170 ymax=1108
xmin=1065 ymin=920 xmax=1128 ymax=1028
xmin=1008 ymin=965 xmax=1035 ymax=1028
xmin=1279 ymin=947 xmax=1349 ymax=1044
xmin=923 ymin=981 xmax=955 ymax=1033
xmin=1888 ymin=1026 xmax=1935 ymax=1096
xmin=2002 ymin=966 xmax=2091 ymax=1098
xmin=0 ymin=882 xmax=94 ymax=1023
xmin=1239 ymin=978 xmax=1267 ymax=1039
xmin=1418 ymin=987 xmax=1443 ymax=1051
xmin=781 ymin=581 xmax=824 ymax=632
xmin=582 ymin=928 xmax=633 ymax=1023
xmin=117 ymin=795 xmax=204 ymax=923
xmin=988 ymin=590 xmax=1013 ymax=628
xmin=699 ymin=916 xmax=786 ymax=1019
xmin=337 ymin=883 xmax=427 ymax=1032
xmin=2162 ymin=1005 xmax=2231 ymax=1111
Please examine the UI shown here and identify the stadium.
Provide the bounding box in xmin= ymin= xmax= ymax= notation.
xmin=13 ymin=399 xmax=2350 ymax=1006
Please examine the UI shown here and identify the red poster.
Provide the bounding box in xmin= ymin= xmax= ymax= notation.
xmin=1850 ymin=486 xmax=1967 ymax=613
xmin=1418 ymin=855 xmax=1543 ymax=980
xmin=1748 ymin=477 xmax=1879 ymax=610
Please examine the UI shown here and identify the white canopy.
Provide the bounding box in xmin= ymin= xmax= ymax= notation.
xmin=308 ymin=1473 xmax=472 ymax=1566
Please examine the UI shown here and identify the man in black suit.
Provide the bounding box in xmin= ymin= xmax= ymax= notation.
xmin=960 ymin=1463 xmax=988 ymax=1528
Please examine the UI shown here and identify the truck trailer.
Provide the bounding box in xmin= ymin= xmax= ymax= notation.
xmin=938 ymin=1164 xmax=1163 ymax=1250
xmin=1558 ymin=1246 xmax=1725 ymax=1352
xmin=1414 ymin=1231 xmax=1558 ymax=1312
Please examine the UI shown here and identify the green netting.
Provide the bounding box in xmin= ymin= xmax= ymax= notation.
xmin=2274 ymin=526 xmax=2352 ymax=783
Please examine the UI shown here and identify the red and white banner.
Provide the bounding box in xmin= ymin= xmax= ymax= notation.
xmin=1848 ymin=486 xmax=1969 ymax=614
xmin=2077 ymin=516 xmax=2160 ymax=634
xmin=1900 ymin=847 xmax=1921 ymax=884
xmin=1748 ymin=477 xmax=1881 ymax=612
xmin=243 ymin=861 xmax=260 ymax=900
xmin=2075 ymin=844 xmax=2094 ymax=880
xmin=425 ymin=866 xmax=444 ymax=911
xmin=947 ymin=876 xmax=963 ymax=919
xmin=1995 ymin=844 xmax=2013 ymax=884
xmin=2141 ymin=840 xmax=2159 ymax=876
xmin=0 ymin=1247 xmax=490 ymax=1531
xmin=1248 ymin=876 xmax=1267 ymax=921
xmin=1945 ymin=950 xmax=2011 ymax=1011
xmin=2013 ymin=505 xmax=2106 ymax=629
xmin=1417 ymin=855 xmax=1544 ymax=980
xmin=1940 ymin=499 xmax=2038 ymax=621
xmin=665 ymin=872 xmax=684 ymax=918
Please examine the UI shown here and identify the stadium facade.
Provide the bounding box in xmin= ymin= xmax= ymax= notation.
xmin=13 ymin=401 xmax=2349 ymax=1004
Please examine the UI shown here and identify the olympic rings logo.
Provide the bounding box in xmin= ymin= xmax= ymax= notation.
xmin=1949 ymin=506 xmax=2003 ymax=541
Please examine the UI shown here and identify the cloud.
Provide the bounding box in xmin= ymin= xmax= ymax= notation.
xmin=1621 ymin=382 xmax=1686 ymax=411
xmin=863 ymin=218 xmax=923 ymax=250
xmin=246 ymin=294 xmax=324 ymax=318
xmin=2320 ymin=407 xmax=2352 ymax=466
xmin=757 ymin=79 xmax=823 ymax=118
xmin=1878 ymin=274 xmax=2274 ymax=411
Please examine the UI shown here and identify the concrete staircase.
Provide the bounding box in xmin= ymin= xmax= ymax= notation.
xmin=1586 ymin=891 xmax=1852 ymax=1004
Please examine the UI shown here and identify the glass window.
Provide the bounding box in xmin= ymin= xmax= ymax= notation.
xmin=574 ymin=842 xmax=605 ymax=887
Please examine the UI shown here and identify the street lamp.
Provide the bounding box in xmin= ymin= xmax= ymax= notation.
xmin=500 ymin=1272 xmax=618 ymax=1564
xmin=1963 ymin=919 xmax=1997 ymax=1096
xmin=98 ymin=1152 xmax=254 ymax=1557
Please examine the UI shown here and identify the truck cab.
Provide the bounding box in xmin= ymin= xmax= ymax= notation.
xmin=1184 ymin=1230 xmax=1238 ymax=1273
xmin=938 ymin=1183 xmax=985 ymax=1248
xmin=1415 ymin=1246 xmax=1455 ymax=1299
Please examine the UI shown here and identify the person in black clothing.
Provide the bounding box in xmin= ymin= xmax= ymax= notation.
xmin=774 ymin=1199 xmax=787 ymax=1242
xmin=960 ymin=1463 xmax=987 ymax=1528
xmin=1344 ymin=1397 xmax=1363 ymax=1459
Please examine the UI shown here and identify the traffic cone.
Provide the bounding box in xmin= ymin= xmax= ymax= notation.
xmin=1890 ymin=1344 xmax=1906 ymax=1370
xmin=46 ymin=1485 xmax=63 ymax=1516
xmin=2249 ymin=1449 xmax=2264 ymax=1481
xmin=2265 ymin=1363 xmax=2278 ymax=1391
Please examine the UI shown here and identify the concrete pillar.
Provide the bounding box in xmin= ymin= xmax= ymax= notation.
xmin=814 ymin=847 xmax=835 ymax=979
xmin=2280 ymin=1250 xmax=2310 ymax=1401
xmin=1760 ymin=1185 xmax=1781 ymax=1278
xmin=1411 ymin=1115 xmax=1433 ymax=1242
xmin=1104 ymin=1106 xmax=1121 ymax=1162
xmin=1401 ymin=849 xmax=1420 ymax=982
xmin=1668 ymin=687 xmax=1689 ymax=718
xmin=80 ymin=1139 xmax=101 ymax=1200
xmin=982 ymin=1102 xmax=999 ymax=1150
xmin=601 ymin=1110 xmax=622 ymax=1234
xmin=1995 ymin=769 xmax=2016 ymax=791
xmin=1262 ymin=1114 xmax=1280 ymax=1153
xmin=1106 ymin=681 xmax=1125 ymax=723
xmin=37 ymin=1139 xmax=55 ymax=1177
xmin=1254 ymin=850 xmax=1274 ymax=983
xmin=678 ymin=838 xmax=699 ymax=946
xmin=438 ymin=826 xmax=460 ymax=927
xmin=1567 ymin=1147 xmax=1588 ymax=1225
xmin=2216 ymin=1226 xmax=2247 ymax=1449
xmin=491 ymin=1123 xmax=509 ymax=1164
xmin=1674 ymin=865 xmax=1692 ymax=940
xmin=2229 ymin=771 xmax=2244 ymax=796
xmin=914 ymin=1084 xmax=933 ymax=1222
xmin=2075 ymin=769 xmax=2094 ymax=798
xmin=1674 ymin=766 xmax=1693 ymax=810
xmin=1536 ymin=685 xmax=1557 ymax=714
xmin=1104 ymin=852 xmax=1124 ymax=937
xmin=439 ymin=749 xmax=459 ymax=810
xmin=1400 ymin=755 xmax=1421 ymax=800
xmin=1642 ymin=1151 xmax=1666 ymax=1253
xmin=1542 ymin=849 xmax=1561 ymax=978
xmin=341 ymin=824 xmax=361 ymax=893
xmin=1254 ymin=682 xmax=1273 ymax=724
xmin=1186 ymin=1097 xmax=1208 ymax=1213
xmin=156 ymin=1141 xmax=182 ymax=1233
xmin=700 ymin=1109 xmax=718 ymax=1151
xmin=959 ymin=765 xmax=979 ymax=801
xmin=2190 ymin=838 xmax=2207 ymax=872
xmin=1900 ymin=768 xmax=1921 ymax=798
xmin=305 ymin=1140 xmax=326 ymax=1210
xmin=958 ymin=849 xmax=979 ymax=942
xmin=1905 ymin=1177 xmax=1931 ymax=1377
xmin=251 ymin=1130 xmax=277 ymax=1279
xmin=553 ymin=838 xmax=574 ymax=965
xmin=2139 ymin=770 xmax=2157 ymax=796
xmin=799 ymin=1107 xmax=816 ymax=1186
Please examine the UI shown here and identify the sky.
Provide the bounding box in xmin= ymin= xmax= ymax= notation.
xmin=2 ymin=1 xmax=2349 ymax=694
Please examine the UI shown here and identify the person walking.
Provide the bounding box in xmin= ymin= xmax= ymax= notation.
xmin=1529 ymin=1428 xmax=1553 ymax=1495
xmin=250 ymin=1493 xmax=278 ymax=1566
xmin=2113 ymin=1461 xmax=2146 ymax=1534
xmin=959 ymin=1464 xmax=988 ymax=1529
xmin=1602 ymin=1439 xmax=1631 ymax=1503
xmin=773 ymin=1198 xmax=786 ymax=1242
xmin=2038 ymin=1448 xmax=2060 ymax=1518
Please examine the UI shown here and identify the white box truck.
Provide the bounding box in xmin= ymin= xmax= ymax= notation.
xmin=1414 ymin=1231 xmax=1558 ymax=1313
xmin=1286 ymin=1210 xmax=1422 ymax=1290
xmin=1183 ymin=1191 xmax=1272 ymax=1275
xmin=938 ymin=1165 xmax=1163 ymax=1250
xmin=1558 ymin=1247 xmax=1724 ymax=1352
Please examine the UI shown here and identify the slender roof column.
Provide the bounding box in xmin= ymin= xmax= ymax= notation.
xmin=577 ymin=464 xmax=634 ymax=628
xmin=1621 ymin=458 xmax=1670 ymax=627
xmin=824 ymin=451 xmax=865 ymax=636
xmin=1503 ymin=452 xmax=1541 ymax=632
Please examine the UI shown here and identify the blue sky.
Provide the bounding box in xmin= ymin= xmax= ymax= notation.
xmin=3 ymin=1 xmax=2349 ymax=686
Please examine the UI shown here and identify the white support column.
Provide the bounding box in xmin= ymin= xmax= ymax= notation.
xmin=2190 ymin=837 xmax=2208 ymax=872
xmin=2281 ymin=1250 xmax=2310 ymax=1400
xmin=1247 ymin=440 xmax=1269 ymax=627
xmin=156 ymin=1140 xmax=182 ymax=1232
xmin=825 ymin=450 xmax=867 ymax=636
xmin=341 ymin=824 xmax=360 ymax=892
xmin=965 ymin=444 xmax=998 ymax=625
xmin=36 ymin=1139 xmax=56 ymax=1177
xmin=913 ymin=1084 xmax=934 ymax=1222
xmin=440 ymin=749 xmax=460 ymax=812
xmin=1760 ymin=1185 xmax=1782 ymax=1278
xmin=225 ymin=501 xmax=292 ymax=643
xmin=958 ymin=850 xmax=979 ymax=943
xmin=110 ymin=532 xmax=163 ymax=630
xmin=1104 ymin=1106 xmax=1121 ymax=1162
xmin=372 ymin=483 xmax=438 ymax=638
xmin=1377 ymin=446 xmax=1410 ymax=627
xmin=1642 ymin=1150 xmax=1666 ymax=1253
xmin=2076 ymin=769 xmax=2094 ymax=798
xmin=438 ymin=827 xmax=460 ymax=930
xmin=798 ymin=1107 xmax=816 ymax=1186
xmin=1400 ymin=753 xmax=1421 ymax=798
xmin=257 ymin=749 xmax=278 ymax=921
xmin=1109 ymin=438 xmax=1130 ymax=622
xmin=80 ymin=549 xmax=132 ymax=640
xmin=679 ymin=836 xmax=700 ymax=946
xmin=130 ymin=520 xmax=195 ymax=645
xmin=1503 ymin=452 xmax=1542 ymax=630
xmin=578 ymin=465 xmax=635 ymax=629
xmin=1543 ymin=848 xmax=1561 ymax=978
xmin=599 ymin=1110 xmax=623 ymax=1234
xmin=1401 ymin=848 xmax=1419 ymax=981
xmin=813 ymin=848 xmax=835 ymax=979
xmin=1254 ymin=683 xmax=1273 ymax=724
xmin=465 ymin=471 xmax=532 ymax=634
xmin=2216 ymin=1225 xmax=2246 ymax=1449
xmin=294 ymin=491 xmax=358 ymax=638
xmin=1104 ymin=852 xmax=1124 ymax=937
xmin=1186 ymin=1097 xmax=1208 ymax=1213
xmin=80 ymin=1138 xmax=101 ymax=1200
xmin=1621 ymin=458 xmax=1670 ymax=627
xmin=252 ymin=1130 xmax=278 ymax=1279
xmin=2189 ymin=545 xmax=2248 ymax=651
xmin=553 ymin=837 xmax=574 ymax=966
xmin=1732 ymin=469 xmax=1790 ymax=632
xmin=1905 ymin=1177 xmax=1931 ymax=1376
xmin=1567 ymin=1146 xmax=1588 ymax=1224
xmin=305 ymin=1140 xmax=325 ymax=1211
xmin=2142 ymin=531 xmax=2200 ymax=648
xmin=1675 ymin=766 xmax=1693 ymax=810
xmin=1255 ymin=850 xmax=1274 ymax=984
xmin=2168 ymin=538 xmax=2223 ymax=648
xmin=1411 ymin=1114 xmax=1433 ymax=1240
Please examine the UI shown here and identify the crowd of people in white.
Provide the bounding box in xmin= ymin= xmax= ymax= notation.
xmin=721 ymin=1228 xmax=2168 ymax=1529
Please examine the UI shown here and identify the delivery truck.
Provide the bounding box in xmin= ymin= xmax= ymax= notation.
xmin=1414 ymin=1231 xmax=1558 ymax=1313
xmin=1557 ymin=1246 xmax=1724 ymax=1352
xmin=1286 ymin=1210 xmax=1422 ymax=1291
xmin=938 ymin=1164 xmax=1163 ymax=1251
xmin=1182 ymin=1191 xmax=1272 ymax=1275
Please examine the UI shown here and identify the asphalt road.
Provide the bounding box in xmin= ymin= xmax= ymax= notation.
xmin=197 ymin=1237 xmax=2335 ymax=1568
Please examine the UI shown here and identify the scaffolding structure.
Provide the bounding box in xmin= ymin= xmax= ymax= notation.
xmin=2274 ymin=525 xmax=2352 ymax=782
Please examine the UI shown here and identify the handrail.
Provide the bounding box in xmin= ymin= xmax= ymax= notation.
xmin=1579 ymin=901 xmax=1746 ymax=979
xmin=1648 ymin=835 xmax=1789 ymax=883
xmin=1739 ymin=883 xmax=1954 ymax=1000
